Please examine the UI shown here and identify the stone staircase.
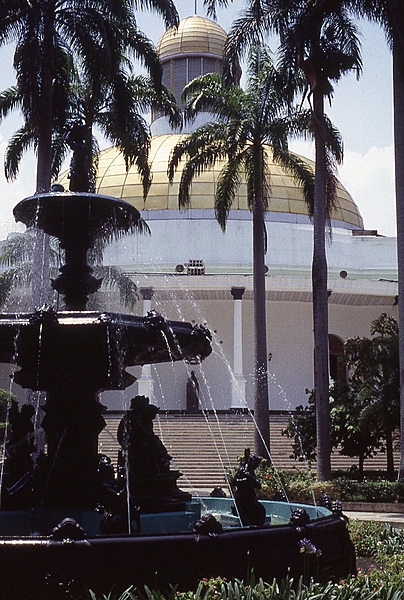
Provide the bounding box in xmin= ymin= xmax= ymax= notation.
xmin=98 ymin=412 xmax=400 ymax=492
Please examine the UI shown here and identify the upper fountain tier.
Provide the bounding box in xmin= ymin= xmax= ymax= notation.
xmin=13 ymin=192 xmax=146 ymax=247
xmin=13 ymin=192 xmax=148 ymax=311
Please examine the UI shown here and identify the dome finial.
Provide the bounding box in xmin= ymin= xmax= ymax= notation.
xmin=194 ymin=0 xmax=197 ymax=14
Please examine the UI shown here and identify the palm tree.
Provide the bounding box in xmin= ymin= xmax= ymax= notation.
xmin=1 ymin=70 xmax=182 ymax=202
xmin=168 ymin=45 xmax=315 ymax=459
xmin=348 ymin=0 xmax=404 ymax=481
xmin=0 ymin=231 xmax=139 ymax=312
xmin=0 ymin=0 xmax=168 ymax=192
xmin=225 ymin=0 xmax=362 ymax=480
xmin=0 ymin=0 xmax=178 ymax=307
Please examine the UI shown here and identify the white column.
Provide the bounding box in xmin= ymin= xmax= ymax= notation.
xmin=137 ymin=288 xmax=154 ymax=400
xmin=231 ymin=287 xmax=246 ymax=410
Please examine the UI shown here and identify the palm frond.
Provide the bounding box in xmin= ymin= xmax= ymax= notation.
xmin=224 ymin=10 xmax=263 ymax=72
xmin=0 ymin=233 xmax=35 ymax=267
xmin=324 ymin=115 xmax=344 ymax=165
xmin=168 ymin=122 xmax=228 ymax=184
xmin=132 ymin=0 xmax=179 ymax=30
xmin=4 ymin=124 xmax=36 ymax=181
xmin=203 ymin=0 xmax=229 ymax=21
xmin=177 ymin=142 xmax=227 ymax=208
xmin=0 ymin=265 xmax=32 ymax=307
xmin=121 ymin=26 xmax=163 ymax=92
xmin=93 ymin=265 xmax=139 ymax=311
xmin=0 ymin=86 xmax=22 ymax=120
xmin=183 ymin=73 xmax=244 ymax=124
xmin=215 ymin=155 xmax=244 ymax=230
xmin=271 ymin=145 xmax=315 ymax=216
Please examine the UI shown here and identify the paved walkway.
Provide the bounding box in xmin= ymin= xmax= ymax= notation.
xmin=344 ymin=509 xmax=404 ymax=527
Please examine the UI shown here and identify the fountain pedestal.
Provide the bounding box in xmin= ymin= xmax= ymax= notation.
xmin=40 ymin=390 xmax=106 ymax=507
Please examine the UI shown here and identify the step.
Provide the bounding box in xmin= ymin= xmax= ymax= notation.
xmin=98 ymin=413 xmax=400 ymax=490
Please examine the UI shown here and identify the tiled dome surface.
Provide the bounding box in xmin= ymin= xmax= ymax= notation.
xmin=157 ymin=15 xmax=227 ymax=59
xmin=56 ymin=135 xmax=363 ymax=229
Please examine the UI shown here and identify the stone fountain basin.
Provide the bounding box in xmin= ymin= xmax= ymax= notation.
xmin=0 ymin=310 xmax=212 ymax=391
xmin=0 ymin=497 xmax=355 ymax=598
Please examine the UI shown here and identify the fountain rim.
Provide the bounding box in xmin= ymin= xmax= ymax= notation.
xmin=0 ymin=496 xmax=335 ymax=540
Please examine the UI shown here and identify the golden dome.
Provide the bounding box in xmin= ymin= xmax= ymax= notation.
xmin=157 ymin=15 xmax=227 ymax=60
xmin=58 ymin=135 xmax=363 ymax=229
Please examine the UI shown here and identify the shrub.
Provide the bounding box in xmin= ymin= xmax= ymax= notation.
xmin=232 ymin=456 xmax=404 ymax=504
xmin=348 ymin=519 xmax=387 ymax=557
xmin=89 ymin=571 xmax=404 ymax=600
xmin=335 ymin=478 xmax=403 ymax=503
xmin=286 ymin=480 xmax=312 ymax=503
xmin=377 ymin=524 xmax=404 ymax=556
xmin=366 ymin=553 xmax=404 ymax=590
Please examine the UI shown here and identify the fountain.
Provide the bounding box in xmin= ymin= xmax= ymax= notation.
xmin=0 ymin=139 xmax=355 ymax=598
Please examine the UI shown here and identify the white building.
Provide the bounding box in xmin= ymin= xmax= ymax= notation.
xmin=53 ymin=16 xmax=400 ymax=414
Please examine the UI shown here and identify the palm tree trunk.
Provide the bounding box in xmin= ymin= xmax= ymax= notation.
xmin=32 ymin=14 xmax=54 ymax=309
xmin=312 ymin=89 xmax=331 ymax=481
xmin=32 ymin=104 xmax=52 ymax=310
xmin=252 ymin=145 xmax=270 ymax=459
xmin=393 ymin=40 xmax=404 ymax=480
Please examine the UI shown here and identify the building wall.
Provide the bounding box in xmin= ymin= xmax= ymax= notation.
xmin=103 ymin=216 xmax=397 ymax=279
xmin=1 ymin=294 xmax=397 ymax=412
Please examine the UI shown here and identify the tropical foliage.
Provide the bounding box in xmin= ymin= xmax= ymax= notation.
xmin=0 ymin=232 xmax=138 ymax=312
xmin=338 ymin=313 xmax=399 ymax=480
xmin=168 ymin=45 xmax=315 ymax=458
xmin=284 ymin=314 xmax=400 ymax=479
xmin=347 ymin=0 xmax=404 ymax=481
xmin=0 ymin=0 xmax=178 ymax=308
xmin=0 ymin=0 xmax=169 ymax=192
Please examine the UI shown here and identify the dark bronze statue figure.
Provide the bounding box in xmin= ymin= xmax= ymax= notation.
xmin=2 ymin=401 xmax=36 ymax=508
xmin=117 ymin=395 xmax=172 ymax=479
xmin=66 ymin=122 xmax=91 ymax=192
xmin=117 ymin=395 xmax=191 ymax=512
xmin=232 ymin=448 xmax=266 ymax=526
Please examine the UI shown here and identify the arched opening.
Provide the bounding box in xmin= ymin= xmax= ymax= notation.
xmin=329 ymin=334 xmax=346 ymax=382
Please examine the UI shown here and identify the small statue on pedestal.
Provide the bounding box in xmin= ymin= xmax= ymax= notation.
xmin=66 ymin=122 xmax=91 ymax=192
xmin=186 ymin=371 xmax=200 ymax=413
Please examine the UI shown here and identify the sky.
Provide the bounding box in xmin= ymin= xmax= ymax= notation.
xmin=0 ymin=0 xmax=396 ymax=240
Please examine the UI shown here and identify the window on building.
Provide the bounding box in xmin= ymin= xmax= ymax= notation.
xmin=329 ymin=334 xmax=346 ymax=382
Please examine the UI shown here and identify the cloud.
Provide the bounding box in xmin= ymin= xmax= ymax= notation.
xmin=290 ymin=140 xmax=396 ymax=237
xmin=338 ymin=145 xmax=395 ymax=237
